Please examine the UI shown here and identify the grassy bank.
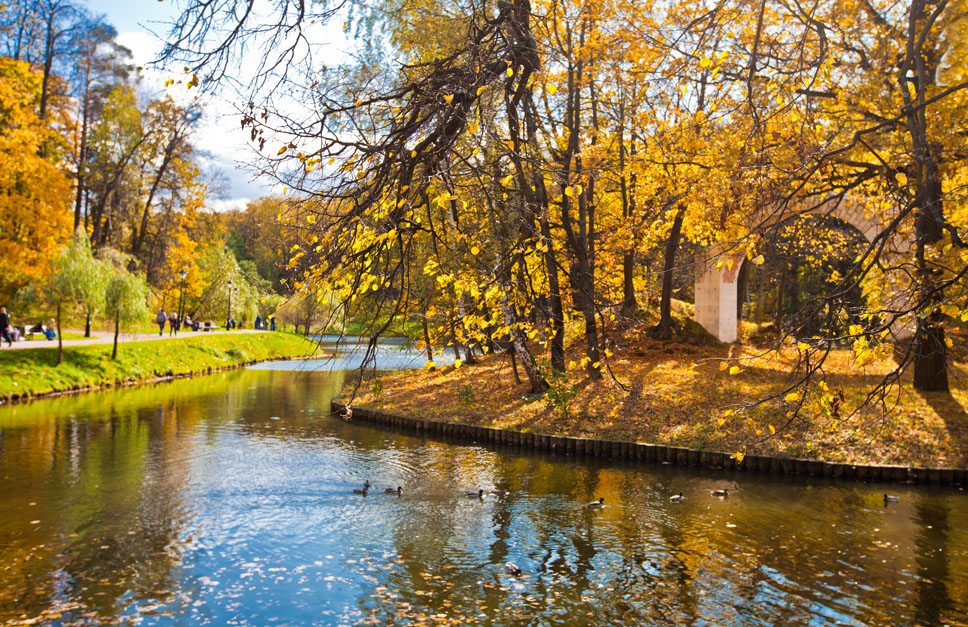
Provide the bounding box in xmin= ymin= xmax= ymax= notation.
xmin=347 ymin=325 xmax=968 ymax=468
xmin=0 ymin=332 xmax=316 ymax=401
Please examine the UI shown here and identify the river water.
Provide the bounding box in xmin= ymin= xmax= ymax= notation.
xmin=1 ymin=345 xmax=966 ymax=625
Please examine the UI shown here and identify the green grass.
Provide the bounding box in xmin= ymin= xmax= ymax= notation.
xmin=0 ymin=332 xmax=316 ymax=400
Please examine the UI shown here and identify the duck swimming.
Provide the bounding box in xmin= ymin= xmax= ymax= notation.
xmin=670 ymin=492 xmax=684 ymax=502
xmin=385 ymin=486 xmax=402 ymax=495
xmin=505 ymin=562 xmax=522 ymax=576
xmin=884 ymin=494 xmax=900 ymax=503
xmin=711 ymin=489 xmax=728 ymax=497
xmin=465 ymin=489 xmax=484 ymax=498
xmin=586 ymin=497 xmax=605 ymax=508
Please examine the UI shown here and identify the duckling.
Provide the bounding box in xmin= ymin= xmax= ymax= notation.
xmin=385 ymin=486 xmax=402 ymax=495
xmin=670 ymin=492 xmax=684 ymax=502
xmin=465 ymin=489 xmax=484 ymax=498
xmin=352 ymin=480 xmax=371 ymax=495
xmin=884 ymin=494 xmax=900 ymax=503
xmin=711 ymin=489 xmax=728 ymax=497
xmin=586 ymin=497 xmax=605 ymax=508
xmin=505 ymin=561 xmax=522 ymax=576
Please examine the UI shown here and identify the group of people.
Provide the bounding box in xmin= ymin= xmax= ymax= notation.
xmin=155 ymin=311 xmax=200 ymax=335
xmin=1 ymin=307 xmax=57 ymax=346
xmin=155 ymin=310 xmax=276 ymax=335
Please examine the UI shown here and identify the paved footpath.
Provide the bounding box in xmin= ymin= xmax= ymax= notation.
xmin=1 ymin=329 xmax=270 ymax=350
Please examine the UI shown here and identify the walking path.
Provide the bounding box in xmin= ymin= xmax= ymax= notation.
xmin=1 ymin=329 xmax=271 ymax=350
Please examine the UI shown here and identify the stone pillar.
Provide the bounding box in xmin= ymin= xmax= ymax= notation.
xmin=695 ymin=249 xmax=741 ymax=343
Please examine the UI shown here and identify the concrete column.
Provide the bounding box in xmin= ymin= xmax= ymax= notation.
xmin=695 ymin=249 xmax=740 ymax=343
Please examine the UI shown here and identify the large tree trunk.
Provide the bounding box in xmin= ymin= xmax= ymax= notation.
xmin=912 ymin=318 xmax=948 ymax=391
xmin=902 ymin=0 xmax=948 ymax=391
xmin=651 ymin=204 xmax=686 ymax=340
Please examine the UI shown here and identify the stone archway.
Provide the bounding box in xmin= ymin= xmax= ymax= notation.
xmin=693 ymin=197 xmax=904 ymax=343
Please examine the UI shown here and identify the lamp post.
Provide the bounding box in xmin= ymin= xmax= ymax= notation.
xmin=177 ymin=268 xmax=187 ymax=333
xmin=226 ymin=279 xmax=233 ymax=330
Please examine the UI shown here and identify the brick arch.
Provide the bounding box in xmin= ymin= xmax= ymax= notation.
xmin=693 ymin=196 xmax=902 ymax=343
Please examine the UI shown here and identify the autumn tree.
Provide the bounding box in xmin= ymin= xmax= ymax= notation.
xmin=0 ymin=58 xmax=72 ymax=302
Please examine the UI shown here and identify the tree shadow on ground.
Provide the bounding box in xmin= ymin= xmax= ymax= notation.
xmin=919 ymin=391 xmax=968 ymax=466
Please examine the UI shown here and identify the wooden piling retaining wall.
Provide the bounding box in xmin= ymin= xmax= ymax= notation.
xmin=331 ymin=401 xmax=968 ymax=487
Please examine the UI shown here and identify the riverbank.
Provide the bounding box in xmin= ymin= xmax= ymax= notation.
xmin=0 ymin=332 xmax=317 ymax=402
xmin=346 ymin=335 xmax=968 ymax=468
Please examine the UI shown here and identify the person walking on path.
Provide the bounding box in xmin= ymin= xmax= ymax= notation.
xmin=156 ymin=310 xmax=167 ymax=336
xmin=255 ymin=314 xmax=262 ymax=330
xmin=0 ymin=306 xmax=11 ymax=347
xmin=269 ymin=316 xmax=276 ymax=332
xmin=168 ymin=312 xmax=178 ymax=336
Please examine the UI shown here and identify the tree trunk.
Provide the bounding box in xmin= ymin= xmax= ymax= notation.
xmin=500 ymin=290 xmax=546 ymax=393
xmin=618 ymin=114 xmax=638 ymax=319
xmin=112 ymin=310 xmax=120 ymax=360
xmin=912 ymin=317 xmax=948 ymax=391
xmin=651 ymin=204 xmax=686 ymax=340
xmin=55 ymin=301 xmax=63 ymax=366
xmin=84 ymin=312 xmax=91 ymax=338
xmin=421 ymin=310 xmax=434 ymax=369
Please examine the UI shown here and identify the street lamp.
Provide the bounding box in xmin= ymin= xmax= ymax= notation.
xmin=177 ymin=268 xmax=187 ymax=333
xmin=226 ymin=279 xmax=233 ymax=330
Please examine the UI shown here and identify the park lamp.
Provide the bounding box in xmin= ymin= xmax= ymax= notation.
xmin=180 ymin=268 xmax=187 ymax=281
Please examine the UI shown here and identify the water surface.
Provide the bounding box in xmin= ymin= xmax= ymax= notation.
xmin=1 ymin=360 xmax=966 ymax=625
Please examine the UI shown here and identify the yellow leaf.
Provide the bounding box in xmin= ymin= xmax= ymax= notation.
xmin=477 ymin=86 xmax=485 ymax=96
xmin=444 ymin=94 xmax=454 ymax=104
xmin=719 ymin=361 xmax=728 ymax=371
xmin=728 ymin=366 xmax=741 ymax=375
xmin=277 ymin=146 xmax=288 ymax=155
xmin=424 ymin=361 xmax=436 ymax=370
xmin=564 ymin=186 xmax=574 ymax=197
xmin=507 ymin=67 xmax=514 ymax=77
xmin=411 ymin=150 xmax=417 ymax=158
xmin=454 ymin=358 xmax=462 ymax=368
xmin=732 ymin=452 xmax=745 ymax=464
xmin=717 ymin=418 xmax=726 ymax=427
xmin=546 ymin=84 xmax=557 ymax=95
xmin=797 ymin=342 xmax=810 ymax=351
xmin=769 ymin=425 xmax=776 ymax=434
xmin=700 ymin=57 xmax=712 ymax=68
xmin=751 ymin=254 xmax=765 ymax=265
xmin=896 ymin=172 xmax=907 ymax=186
xmin=470 ymin=246 xmax=480 ymax=255
xmin=723 ymin=409 xmax=734 ymax=417
xmin=945 ymin=337 xmax=953 ymax=348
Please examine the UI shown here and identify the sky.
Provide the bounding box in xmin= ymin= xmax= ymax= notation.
xmin=81 ymin=0 xmax=349 ymax=212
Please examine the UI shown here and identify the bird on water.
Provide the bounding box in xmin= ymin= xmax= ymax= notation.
xmin=884 ymin=494 xmax=900 ymax=503
xmin=353 ymin=480 xmax=371 ymax=495
xmin=385 ymin=486 xmax=402 ymax=495
xmin=505 ymin=562 xmax=522 ymax=576
xmin=465 ymin=489 xmax=484 ymax=498
xmin=711 ymin=489 xmax=728 ymax=497
xmin=587 ymin=497 xmax=605 ymax=508
xmin=670 ymin=492 xmax=684 ymax=502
